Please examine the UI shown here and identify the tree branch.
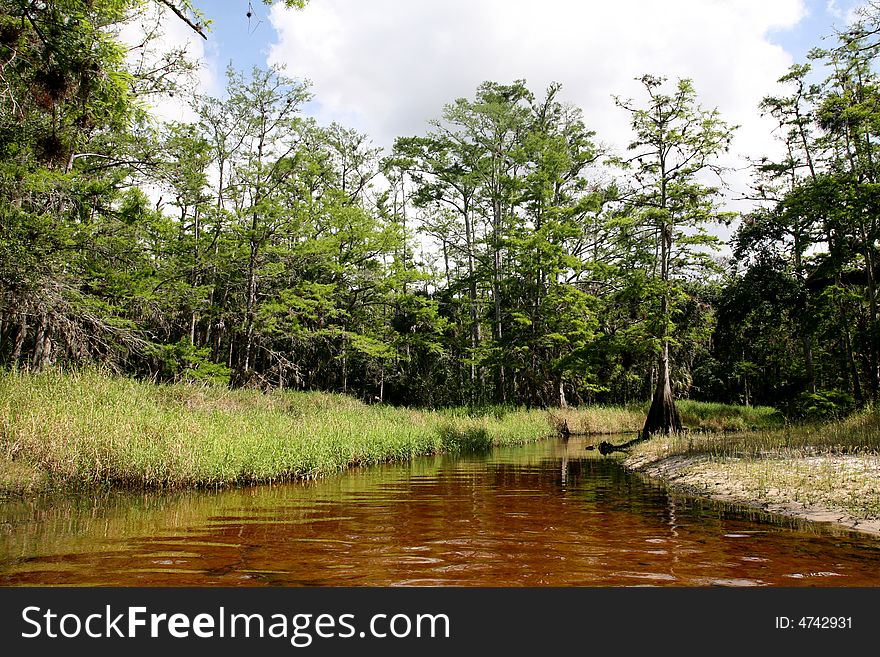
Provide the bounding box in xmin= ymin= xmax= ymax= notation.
xmin=156 ymin=0 xmax=207 ymax=40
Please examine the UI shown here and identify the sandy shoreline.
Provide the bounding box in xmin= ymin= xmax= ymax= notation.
xmin=624 ymin=452 xmax=880 ymax=538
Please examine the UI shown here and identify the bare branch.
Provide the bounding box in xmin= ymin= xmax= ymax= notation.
xmin=156 ymin=0 xmax=207 ymax=40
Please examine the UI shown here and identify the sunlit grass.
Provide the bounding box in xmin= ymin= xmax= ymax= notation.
xmin=626 ymin=405 xmax=880 ymax=522
xmin=629 ymin=407 xmax=880 ymax=464
xmin=0 ymin=370 xmax=552 ymax=491
xmin=0 ymin=369 xmax=798 ymax=493
xmin=550 ymin=399 xmax=783 ymax=435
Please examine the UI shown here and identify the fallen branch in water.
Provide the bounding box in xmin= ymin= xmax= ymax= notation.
xmin=587 ymin=432 xmax=650 ymax=455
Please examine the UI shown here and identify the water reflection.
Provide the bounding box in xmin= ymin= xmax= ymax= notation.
xmin=1 ymin=438 xmax=879 ymax=586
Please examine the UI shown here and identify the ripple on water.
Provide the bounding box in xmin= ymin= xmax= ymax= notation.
xmin=3 ymin=438 xmax=880 ymax=586
xmin=707 ymin=578 xmax=765 ymax=587
xmin=609 ymin=571 xmax=678 ymax=582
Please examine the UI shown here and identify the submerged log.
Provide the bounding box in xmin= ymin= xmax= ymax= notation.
xmin=586 ymin=431 xmax=650 ymax=454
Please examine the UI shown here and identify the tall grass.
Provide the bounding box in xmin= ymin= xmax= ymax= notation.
xmin=550 ymin=399 xmax=783 ymax=435
xmin=0 ymin=370 xmax=552 ymax=491
xmin=676 ymin=400 xmax=783 ymax=432
xmin=623 ymin=404 xmax=880 ymax=521
xmin=628 ymin=405 xmax=880 ymax=465
xmin=0 ymin=370 xmax=793 ymax=493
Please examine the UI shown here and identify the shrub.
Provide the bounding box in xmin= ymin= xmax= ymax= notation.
xmin=791 ymin=389 xmax=856 ymax=420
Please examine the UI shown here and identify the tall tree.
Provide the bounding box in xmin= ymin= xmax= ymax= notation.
xmin=615 ymin=75 xmax=735 ymax=435
xmin=0 ymin=0 xmax=186 ymax=371
xmin=390 ymin=133 xmax=486 ymax=402
xmin=739 ymin=64 xmax=823 ymax=393
xmin=815 ymin=35 xmax=880 ymax=400
xmin=201 ymin=66 xmax=310 ymax=385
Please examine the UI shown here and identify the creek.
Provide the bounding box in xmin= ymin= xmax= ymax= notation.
xmin=2 ymin=437 xmax=879 ymax=586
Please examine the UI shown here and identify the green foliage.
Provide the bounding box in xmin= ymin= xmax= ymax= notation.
xmin=720 ymin=18 xmax=880 ymax=409
xmin=791 ymin=389 xmax=856 ymax=421
xmin=3 ymin=0 xmax=877 ymax=420
xmin=150 ymin=339 xmax=231 ymax=385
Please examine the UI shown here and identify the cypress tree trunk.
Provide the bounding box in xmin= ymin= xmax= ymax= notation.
xmin=463 ymin=203 xmax=484 ymax=404
xmin=793 ymin=245 xmax=816 ymax=394
xmin=11 ymin=314 xmax=27 ymax=368
xmin=643 ymin=340 xmax=682 ymax=437
xmin=643 ymin=221 xmax=682 ymax=437
xmin=492 ymin=197 xmax=505 ymax=404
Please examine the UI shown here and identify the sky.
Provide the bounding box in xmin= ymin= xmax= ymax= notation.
xmin=146 ymin=0 xmax=870 ymax=219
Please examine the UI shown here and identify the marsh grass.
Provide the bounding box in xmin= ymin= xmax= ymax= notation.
xmin=0 ymin=369 xmax=797 ymax=494
xmin=629 ymin=405 xmax=880 ymax=464
xmin=626 ymin=405 xmax=880 ymax=521
xmin=551 ymin=399 xmax=783 ymax=435
xmin=676 ymin=400 xmax=784 ymax=432
xmin=0 ymin=370 xmax=552 ymax=491
xmin=720 ymin=456 xmax=880 ymax=517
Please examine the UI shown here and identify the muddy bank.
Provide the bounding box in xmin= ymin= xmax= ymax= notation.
xmin=625 ymin=452 xmax=880 ymax=538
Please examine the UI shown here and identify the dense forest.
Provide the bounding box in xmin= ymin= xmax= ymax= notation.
xmin=1 ymin=0 xmax=879 ymax=421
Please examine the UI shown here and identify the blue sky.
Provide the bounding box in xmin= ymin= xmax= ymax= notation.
xmin=771 ymin=0 xmax=863 ymax=59
xmin=196 ymin=1 xmax=277 ymax=79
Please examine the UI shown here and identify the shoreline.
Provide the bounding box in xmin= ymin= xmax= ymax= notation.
xmin=0 ymin=371 xmax=782 ymax=494
xmin=624 ymin=451 xmax=880 ymax=538
xmin=0 ymin=371 xmax=555 ymax=493
xmin=5 ymin=369 xmax=879 ymax=544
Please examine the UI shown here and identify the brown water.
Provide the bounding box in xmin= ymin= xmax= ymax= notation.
xmin=2 ymin=437 xmax=880 ymax=586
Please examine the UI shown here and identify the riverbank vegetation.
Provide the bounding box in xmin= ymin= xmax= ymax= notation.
xmin=553 ymin=400 xmax=783 ymax=436
xmin=625 ymin=407 xmax=880 ymax=530
xmin=0 ymin=370 xmax=553 ymax=492
xmin=2 ymin=0 xmax=880 ymax=530
xmin=3 ymin=1 xmax=880 ymax=429
xmin=0 ymin=370 xmax=789 ymax=493
xmin=630 ymin=406 xmax=880 ymax=462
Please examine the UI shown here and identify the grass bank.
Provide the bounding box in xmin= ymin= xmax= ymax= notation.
xmin=0 ymin=370 xmax=552 ymax=492
xmin=624 ymin=408 xmax=880 ymax=535
xmin=0 ymin=369 xmax=790 ymax=495
xmin=551 ymin=399 xmax=783 ymax=435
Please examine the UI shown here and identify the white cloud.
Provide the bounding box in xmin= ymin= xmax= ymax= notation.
xmin=826 ymin=0 xmax=865 ymax=25
xmin=827 ymin=0 xmax=844 ymax=18
xmin=266 ymin=0 xmax=811 ymax=220
xmin=268 ymin=2 xmax=800 ymax=138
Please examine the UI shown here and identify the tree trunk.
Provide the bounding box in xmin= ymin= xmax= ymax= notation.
xmin=643 ymin=339 xmax=682 ymax=437
xmin=841 ymin=307 xmax=863 ymax=402
xmin=492 ymin=198 xmax=505 ymax=403
xmin=11 ymin=314 xmax=27 ymax=368
xmin=792 ymin=244 xmax=816 ymax=393
xmin=802 ymin=334 xmax=816 ymax=394
xmin=238 ymin=208 xmax=260 ymax=386
xmin=31 ymin=314 xmax=51 ymax=370
xmin=240 ymin=268 xmax=257 ymax=382
xmin=858 ymin=221 xmax=879 ymax=399
xmin=643 ymin=220 xmax=681 ymax=436
xmin=463 ymin=203 xmax=484 ymax=403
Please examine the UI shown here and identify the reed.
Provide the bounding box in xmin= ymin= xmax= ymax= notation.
xmin=551 ymin=399 xmax=783 ymax=435
xmin=625 ymin=406 xmax=880 ymax=522
xmin=0 ymin=369 xmax=794 ymax=493
xmin=0 ymin=370 xmax=552 ymax=491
